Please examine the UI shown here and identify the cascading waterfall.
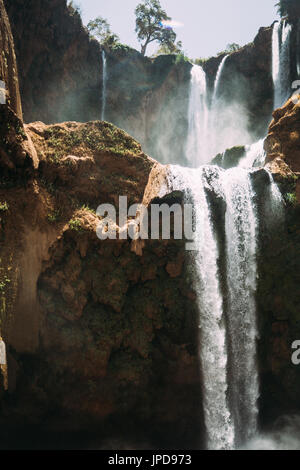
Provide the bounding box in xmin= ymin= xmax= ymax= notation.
xmin=222 ymin=168 xmax=259 ymax=445
xmin=185 ymin=65 xmax=209 ymax=167
xmin=186 ymin=55 xmax=252 ymax=168
xmin=168 ymin=165 xmax=235 ymax=450
xmin=101 ymin=50 xmax=107 ymax=121
xmin=238 ymin=139 xmax=266 ymax=168
xmin=168 ymin=68 xmax=285 ymax=446
xmin=168 ymin=161 xmax=264 ymax=449
xmin=272 ymin=21 xmax=292 ymax=109
xmin=167 ymin=154 xmax=283 ymax=449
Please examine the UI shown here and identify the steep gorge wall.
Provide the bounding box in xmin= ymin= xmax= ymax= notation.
xmin=1 ymin=0 xmax=300 ymax=446
xmin=203 ymin=25 xmax=274 ymax=140
xmin=4 ymin=0 xmax=102 ymax=124
xmin=5 ymin=0 xmax=276 ymax=165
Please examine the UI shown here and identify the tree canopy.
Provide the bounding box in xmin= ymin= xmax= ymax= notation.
xmin=87 ymin=16 xmax=119 ymax=46
xmin=135 ymin=0 xmax=177 ymax=56
xmin=276 ymin=0 xmax=300 ymax=19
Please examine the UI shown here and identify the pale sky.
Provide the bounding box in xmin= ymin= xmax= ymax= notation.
xmin=77 ymin=0 xmax=279 ymax=59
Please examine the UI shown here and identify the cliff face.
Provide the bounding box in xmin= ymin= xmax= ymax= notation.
xmin=0 ymin=0 xmax=38 ymax=175
xmin=203 ymin=26 xmax=274 ymax=140
xmin=257 ymin=97 xmax=300 ymax=424
xmin=5 ymin=0 xmax=276 ymax=165
xmin=0 ymin=0 xmax=22 ymax=119
xmin=1 ymin=0 xmax=300 ymax=447
xmin=4 ymin=0 xmax=101 ymax=124
xmin=0 ymin=120 xmax=203 ymax=447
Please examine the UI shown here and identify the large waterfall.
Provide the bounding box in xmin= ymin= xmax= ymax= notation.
xmin=168 ymin=161 xmax=266 ymax=449
xmin=101 ymin=50 xmax=107 ymax=121
xmin=272 ymin=21 xmax=292 ymax=109
xmin=186 ymin=61 xmax=252 ymax=168
xmin=168 ymin=58 xmax=284 ymax=449
xmin=185 ymin=65 xmax=209 ymax=167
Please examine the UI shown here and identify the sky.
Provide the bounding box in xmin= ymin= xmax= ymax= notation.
xmin=77 ymin=0 xmax=279 ymax=59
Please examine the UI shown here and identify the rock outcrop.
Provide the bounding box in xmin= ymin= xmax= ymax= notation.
xmin=257 ymin=95 xmax=300 ymax=425
xmin=0 ymin=116 xmax=202 ymax=447
xmin=203 ymin=26 xmax=274 ymax=140
xmin=0 ymin=0 xmax=22 ymax=119
xmin=4 ymin=0 xmax=101 ymax=124
xmin=0 ymin=0 xmax=38 ymax=175
xmin=5 ymin=0 xmax=276 ymax=164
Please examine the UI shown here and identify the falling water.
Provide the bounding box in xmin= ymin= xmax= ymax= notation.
xmin=272 ymin=21 xmax=292 ymax=109
xmin=238 ymin=139 xmax=266 ymax=168
xmin=166 ymin=125 xmax=286 ymax=448
xmin=101 ymin=50 xmax=107 ymax=121
xmin=168 ymin=165 xmax=235 ymax=450
xmin=168 ymin=162 xmax=264 ymax=449
xmin=222 ymin=168 xmax=259 ymax=445
xmin=211 ymin=55 xmax=229 ymax=106
xmin=297 ymin=20 xmax=300 ymax=76
xmin=185 ymin=65 xmax=209 ymax=167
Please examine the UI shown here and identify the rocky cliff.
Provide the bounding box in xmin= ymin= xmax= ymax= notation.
xmin=5 ymin=0 xmax=276 ymax=165
xmin=1 ymin=0 xmax=300 ymax=449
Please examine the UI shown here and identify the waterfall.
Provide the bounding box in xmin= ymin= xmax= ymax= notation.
xmin=185 ymin=65 xmax=209 ymax=167
xmin=185 ymin=56 xmax=252 ymax=167
xmin=168 ymin=165 xmax=235 ymax=450
xmin=166 ymin=142 xmax=285 ymax=448
xmin=238 ymin=139 xmax=266 ymax=168
xmin=272 ymin=21 xmax=292 ymax=109
xmin=211 ymin=54 xmax=229 ymax=106
xmin=297 ymin=20 xmax=300 ymax=76
xmin=168 ymin=163 xmax=263 ymax=449
xmin=101 ymin=50 xmax=107 ymax=121
xmin=222 ymin=168 xmax=259 ymax=445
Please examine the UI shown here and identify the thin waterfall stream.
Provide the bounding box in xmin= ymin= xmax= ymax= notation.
xmin=101 ymin=50 xmax=107 ymax=121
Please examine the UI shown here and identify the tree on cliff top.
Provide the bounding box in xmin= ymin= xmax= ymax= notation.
xmin=87 ymin=16 xmax=119 ymax=46
xmin=135 ymin=0 xmax=177 ymax=56
xmin=276 ymin=0 xmax=300 ymax=19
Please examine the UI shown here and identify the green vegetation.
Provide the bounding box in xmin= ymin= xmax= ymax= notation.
xmin=174 ymin=53 xmax=190 ymax=65
xmin=276 ymin=0 xmax=300 ymax=19
xmin=135 ymin=0 xmax=177 ymax=56
xmin=0 ymin=275 xmax=10 ymax=293
xmin=87 ymin=16 xmax=120 ymax=46
xmin=285 ymin=192 xmax=298 ymax=206
xmin=47 ymin=210 xmax=61 ymax=223
xmin=195 ymin=43 xmax=241 ymax=66
xmin=69 ymin=218 xmax=83 ymax=232
xmin=81 ymin=204 xmax=96 ymax=215
xmin=43 ymin=122 xmax=141 ymax=161
xmin=0 ymin=201 xmax=9 ymax=212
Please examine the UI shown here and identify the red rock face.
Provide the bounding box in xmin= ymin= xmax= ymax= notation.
xmin=265 ymin=98 xmax=300 ymax=174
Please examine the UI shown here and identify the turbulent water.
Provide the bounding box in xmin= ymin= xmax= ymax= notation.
xmin=101 ymin=50 xmax=107 ymax=121
xmin=238 ymin=139 xmax=266 ymax=169
xmin=272 ymin=21 xmax=292 ymax=109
